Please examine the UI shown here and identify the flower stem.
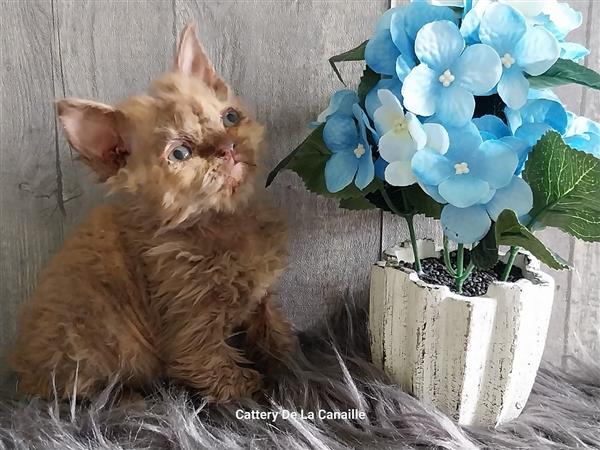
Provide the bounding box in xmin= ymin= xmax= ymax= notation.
xmin=455 ymin=244 xmax=465 ymax=293
xmin=501 ymin=245 xmax=520 ymax=281
xmin=406 ymin=215 xmax=422 ymax=273
xmin=380 ymin=187 xmax=422 ymax=274
xmin=457 ymin=261 xmax=475 ymax=294
xmin=443 ymin=236 xmax=456 ymax=277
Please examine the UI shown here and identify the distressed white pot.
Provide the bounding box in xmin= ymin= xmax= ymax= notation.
xmin=369 ymin=240 xmax=555 ymax=427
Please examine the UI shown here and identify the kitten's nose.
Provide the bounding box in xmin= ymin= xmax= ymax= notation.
xmin=216 ymin=141 xmax=235 ymax=158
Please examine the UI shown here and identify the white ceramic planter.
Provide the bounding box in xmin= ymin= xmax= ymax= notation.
xmin=369 ymin=240 xmax=555 ymax=427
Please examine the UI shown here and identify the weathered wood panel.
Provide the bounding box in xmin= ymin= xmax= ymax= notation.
xmin=540 ymin=0 xmax=592 ymax=366
xmin=0 ymin=0 xmax=65 ymax=377
xmin=173 ymin=0 xmax=387 ymax=327
xmin=565 ymin=0 xmax=600 ymax=365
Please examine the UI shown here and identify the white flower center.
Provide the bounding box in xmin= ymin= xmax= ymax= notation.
xmin=454 ymin=162 xmax=470 ymax=175
xmin=501 ymin=53 xmax=515 ymax=69
xmin=438 ymin=69 xmax=455 ymax=88
xmin=392 ymin=117 xmax=408 ymax=134
xmin=354 ymin=143 xmax=366 ymax=158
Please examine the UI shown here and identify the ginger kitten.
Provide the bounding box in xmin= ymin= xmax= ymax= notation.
xmin=10 ymin=24 xmax=295 ymax=403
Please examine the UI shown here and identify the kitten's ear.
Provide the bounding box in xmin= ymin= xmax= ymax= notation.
xmin=175 ymin=23 xmax=228 ymax=96
xmin=56 ymin=98 xmax=129 ymax=180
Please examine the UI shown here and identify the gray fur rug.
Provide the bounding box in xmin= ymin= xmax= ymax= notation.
xmin=1 ymin=305 xmax=599 ymax=450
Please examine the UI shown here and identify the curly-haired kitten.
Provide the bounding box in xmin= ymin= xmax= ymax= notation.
xmin=10 ymin=24 xmax=295 ymax=402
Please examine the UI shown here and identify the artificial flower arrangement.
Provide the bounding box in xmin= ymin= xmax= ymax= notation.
xmin=268 ymin=0 xmax=600 ymax=294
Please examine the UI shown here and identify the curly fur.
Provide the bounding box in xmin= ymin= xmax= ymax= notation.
xmin=1 ymin=304 xmax=599 ymax=449
xmin=9 ymin=24 xmax=295 ymax=403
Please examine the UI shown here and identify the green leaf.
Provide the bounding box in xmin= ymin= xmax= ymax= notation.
xmin=339 ymin=196 xmax=376 ymax=210
xmin=366 ymin=184 xmax=443 ymax=219
xmin=357 ymin=68 xmax=380 ymax=105
xmin=266 ymin=123 xmax=380 ymax=199
xmin=523 ymin=131 xmax=600 ymax=241
xmin=471 ymin=226 xmax=499 ymax=270
xmin=495 ymin=210 xmax=569 ymax=270
xmin=266 ymin=124 xmax=325 ymax=188
xmin=328 ymin=40 xmax=368 ymax=84
xmin=527 ymin=59 xmax=600 ymax=90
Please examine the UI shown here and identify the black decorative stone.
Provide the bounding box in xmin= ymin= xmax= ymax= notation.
xmin=398 ymin=253 xmax=523 ymax=297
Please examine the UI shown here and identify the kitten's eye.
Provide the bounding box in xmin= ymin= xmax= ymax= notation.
xmin=222 ymin=108 xmax=240 ymax=127
xmin=168 ymin=145 xmax=192 ymax=162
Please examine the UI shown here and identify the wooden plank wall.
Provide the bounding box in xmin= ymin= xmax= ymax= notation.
xmin=0 ymin=0 xmax=598 ymax=377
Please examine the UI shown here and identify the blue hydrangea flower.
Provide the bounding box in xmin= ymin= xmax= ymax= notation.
xmin=476 ymin=3 xmax=560 ymax=109
xmin=506 ymin=97 xmax=568 ymax=146
xmin=473 ymin=115 xmax=530 ymax=173
xmin=366 ymin=3 xmax=457 ymax=80
xmin=442 ymin=175 xmax=533 ymax=243
xmin=411 ymin=124 xmax=518 ymax=208
xmin=365 ymin=78 xmax=403 ymax=121
xmin=564 ymin=114 xmax=600 ymax=158
xmin=529 ymin=1 xmax=588 ymax=61
xmin=313 ymin=90 xmax=359 ymax=126
xmin=504 ymin=97 xmax=600 ymax=160
xmin=322 ymin=104 xmax=375 ymax=192
xmin=373 ymin=89 xmax=449 ymax=186
xmin=401 ymin=20 xmax=502 ymax=127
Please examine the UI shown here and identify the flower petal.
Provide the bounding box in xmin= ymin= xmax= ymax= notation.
xmin=446 ymin=121 xmax=484 ymax=152
xmin=442 ymin=204 xmax=492 ymax=244
xmin=385 ymin=161 xmax=417 ymax=186
xmin=365 ymin=29 xmax=400 ymax=76
xmin=402 ymin=64 xmax=440 ymax=117
xmin=411 ymin=149 xmax=454 ymax=185
xmin=396 ymin=55 xmax=414 ymax=82
xmin=390 ymin=11 xmax=417 ymax=65
xmin=414 ymin=20 xmax=465 ymax=71
xmin=486 ymin=176 xmax=533 ymax=221
xmin=499 ymin=136 xmax=531 ymax=174
xmin=376 ymin=6 xmax=402 ymax=32
xmin=473 ymin=115 xmax=511 ymax=139
xmin=407 ymin=112 xmax=427 ymax=150
xmin=437 ymin=85 xmax=475 ymax=127
xmin=439 ymin=174 xmax=490 ymax=208
xmin=470 ymin=139 xmax=518 ymax=189
xmin=479 ymin=3 xmax=526 ymax=55
xmin=405 ymin=2 xmax=458 ymax=40
xmin=374 ymin=89 xmax=405 ymax=136
xmin=422 ymin=122 xmax=449 ymax=154
xmin=460 ymin=6 xmax=483 ymax=45
xmin=560 ymin=42 xmax=590 ymax=62
xmin=419 ymin=182 xmax=447 ymax=204
xmin=497 ymin=67 xmax=529 ymax=110
xmin=365 ymin=79 xmax=403 ymax=120
xmin=324 ymin=152 xmax=358 ymax=193
xmin=323 ymin=115 xmax=358 ymax=152
xmin=355 ymin=151 xmax=375 ymax=190
xmin=514 ymin=26 xmax=560 ymax=76
xmin=454 ymin=44 xmax=502 ymax=95
xmin=379 ymin=130 xmax=417 ymax=162
xmin=541 ymin=2 xmax=582 ymax=40
xmin=515 ymin=123 xmax=553 ymax=146
xmin=519 ymin=98 xmax=568 ymax=134
xmin=316 ymin=89 xmax=359 ymax=123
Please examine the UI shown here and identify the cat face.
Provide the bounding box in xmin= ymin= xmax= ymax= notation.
xmin=57 ymin=24 xmax=265 ymax=228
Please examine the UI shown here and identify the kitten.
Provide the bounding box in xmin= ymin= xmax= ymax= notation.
xmin=10 ymin=24 xmax=295 ymax=403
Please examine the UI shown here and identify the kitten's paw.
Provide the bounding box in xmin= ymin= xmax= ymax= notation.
xmin=207 ymin=367 xmax=263 ymax=403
